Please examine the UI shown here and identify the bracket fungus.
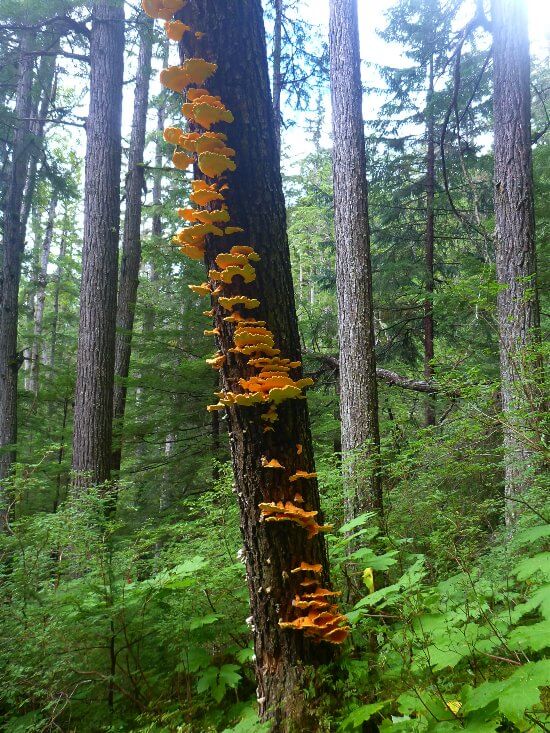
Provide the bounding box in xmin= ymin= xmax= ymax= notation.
xmin=152 ymin=9 xmax=349 ymax=647
xmin=198 ymin=151 xmax=237 ymax=178
xmin=142 ymin=0 xmax=186 ymax=21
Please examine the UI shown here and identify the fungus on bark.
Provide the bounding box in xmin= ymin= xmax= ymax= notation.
xmin=146 ymin=0 xmax=350 ymax=659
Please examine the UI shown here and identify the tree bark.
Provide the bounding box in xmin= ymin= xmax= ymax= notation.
xmin=272 ymin=0 xmax=283 ymax=155
xmin=329 ymin=0 xmax=382 ymax=518
xmin=0 ymin=31 xmax=34 ymax=524
xmin=492 ymin=0 xmax=541 ymax=522
xmin=21 ymin=45 xmax=59 ymax=234
xmin=424 ymin=53 xmax=436 ymax=427
xmin=29 ymin=192 xmax=58 ymax=397
xmin=50 ymin=221 xmax=67 ymax=370
xmin=71 ymin=1 xmax=124 ymax=491
xmin=112 ymin=17 xmax=154 ymax=473
xmin=178 ymin=2 xmax=336 ymax=728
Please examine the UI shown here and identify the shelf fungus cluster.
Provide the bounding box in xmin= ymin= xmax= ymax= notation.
xmin=146 ymin=0 xmax=348 ymax=646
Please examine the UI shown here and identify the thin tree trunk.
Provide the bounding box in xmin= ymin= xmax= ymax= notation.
xmin=424 ymin=53 xmax=436 ymax=426
xmin=329 ymin=0 xmax=382 ymax=518
xmin=112 ymin=17 xmax=154 ymax=473
xmin=21 ymin=48 xmax=59 ymax=233
xmin=178 ymin=2 xmax=336 ymax=727
xmin=492 ymin=0 xmax=541 ymax=523
xmin=0 ymin=31 xmax=34 ymax=524
xmin=71 ymin=1 xmax=124 ymax=492
xmin=29 ymin=192 xmax=58 ymax=397
xmin=272 ymin=0 xmax=283 ymax=155
xmin=50 ymin=224 xmax=67 ymax=370
xmin=152 ymin=40 xmax=169 ymax=242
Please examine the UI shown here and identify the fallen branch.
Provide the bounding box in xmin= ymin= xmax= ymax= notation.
xmin=307 ymin=352 xmax=441 ymax=395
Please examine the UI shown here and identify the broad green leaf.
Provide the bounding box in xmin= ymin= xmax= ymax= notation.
xmin=463 ymin=659 xmax=550 ymax=724
xmin=339 ymin=513 xmax=377 ymax=534
xmin=511 ymin=583 xmax=550 ymax=622
xmin=339 ymin=701 xmax=390 ymax=730
xmin=513 ymin=524 xmax=550 ymax=546
xmin=514 ymin=552 xmax=550 ymax=582
xmin=189 ymin=613 xmax=218 ymax=631
xmin=508 ymin=620 xmax=550 ymax=651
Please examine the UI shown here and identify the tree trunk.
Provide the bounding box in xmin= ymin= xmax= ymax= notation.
xmin=50 ymin=222 xmax=67 ymax=371
xmin=29 ymin=192 xmax=58 ymax=397
xmin=328 ymin=0 xmax=382 ymax=518
xmin=424 ymin=53 xmax=436 ymax=426
xmin=272 ymin=0 xmax=283 ymax=155
xmin=112 ymin=17 xmax=154 ymax=473
xmin=152 ymin=39 xmax=169 ymax=243
xmin=492 ymin=0 xmax=541 ymax=522
xmin=0 ymin=31 xmax=34 ymax=524
xmin=177 ymin=2 xmax=336 ymax=728
xmin=71 ymin=1 xmax=124 ymax=491
xmin=21 ymin=47 xmax=59 ymax=233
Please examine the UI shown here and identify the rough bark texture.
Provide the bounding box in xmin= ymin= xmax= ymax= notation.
xmin=71 ymin=1 xmax=124 ymax=491
xmin=272 ymin=0 xmax=283 ymax=155
xmin=329 ymin=0 xmax=382 ymax=518
xmin=112 ymin=18 xmax=153 ymax=473
xmin=424 ymin=55 xmax=436 ymax=426
xmin=492 ymin=0 xmax=541 ymax=522
xmin=177 ymin=2 xmax=335 ymax=729
xmin=0 ymin=32 xmax=34 ymax=521
xmin=29 ymin=192 xmax=58 ymax=397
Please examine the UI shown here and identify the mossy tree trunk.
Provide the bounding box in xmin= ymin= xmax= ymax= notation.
xmin=177 ymin=2 xmax=336 ymax=729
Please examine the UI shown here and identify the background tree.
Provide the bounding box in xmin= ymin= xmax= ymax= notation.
xmin=492 ymin=0 xmax=542 ymax=521
xmin=71 ymin=0 xmax=124 ymax=490
xmin=112 ymin=15 xmax=154 ymax=473
xmin=329 ymin=0 xmax=382 ymax=517
xmin=0 ymin=30 xmax=34 ymax=520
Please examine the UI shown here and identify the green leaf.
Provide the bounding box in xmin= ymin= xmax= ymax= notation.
xmin=462 ymin=659 xmax=550 ymax=724
xmin=236 ymin=645 xmax=254 ymax=664
xmin=218 ymin=663 xmax=242 ymax=688
xmin=189 ymin=613 xmax=218 ymax=631
xmin=187 ymin=647 xmax=211 ymax=673
xmin=513 ymin=524 xmax=550 ymax=546
xmin=339 ymin=513 xmax=377 ymax=533
xmin=511 ymin=583 xmax=550 ymax=622
xmin=514 ymin=552 xmax=550 ymax=582
xmin=348 ymin=548 xmax=399 ymax=571
xmin=508 ymin=620 xmax=550 ymax=651
xmin=339 ymin=701 xmax=390 ymax=730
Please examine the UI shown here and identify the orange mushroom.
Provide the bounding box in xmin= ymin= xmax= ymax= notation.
xmin=218 ymin=296 xmax=260 ymax=311
xmin=172 ymin=150 xmax=194 ymax=169
xmin=164 ymin=20 xmax=191 ymax=41
xmin=290 ymin=562 xmax=323 ymax=574
xmin=160 ymin=58 xmax=217 ymax=92
xmin=289 ymin=470 xmax=318 ymax=482
xmin=188 ymin=283 xmax=211 ymax=296
xmin=206 ymin=353 xmax=226 ymax=370
xmin=198 ymin=152 xmax=237 ymax=178
xmin=142 ymin=0 xmax=185 ymax=21
xmin=261 ymin=458 xmax=285 ymax=469
xmin=209 ymin=263 xmax=257 ymax=285
xmin=163 ymin=126 xmax=183 ymax=144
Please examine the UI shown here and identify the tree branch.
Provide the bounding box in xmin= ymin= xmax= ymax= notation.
xmin=306 ymin=351 xmax=442 ymax=394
